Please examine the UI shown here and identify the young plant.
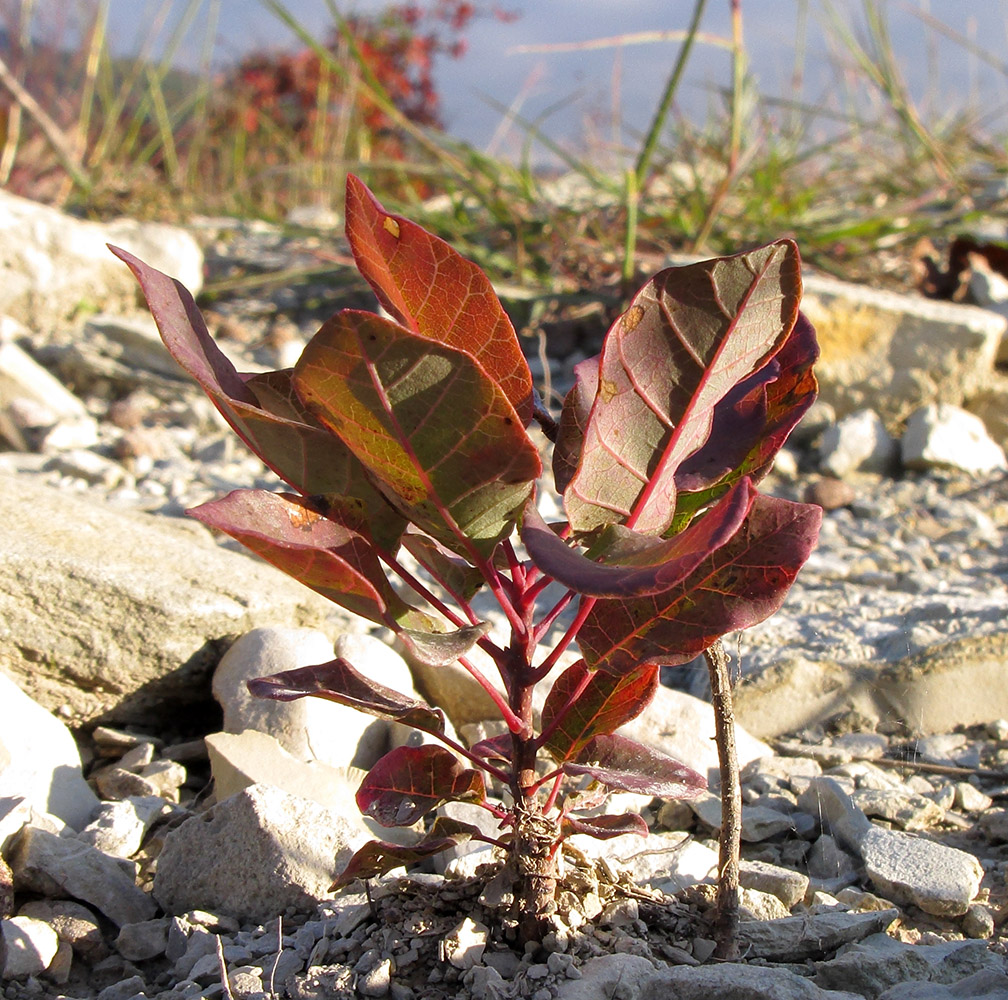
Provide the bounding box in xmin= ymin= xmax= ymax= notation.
xmin=110 ymin=175 xmax=821 ymax=945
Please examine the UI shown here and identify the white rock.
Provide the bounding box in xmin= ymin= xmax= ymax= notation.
xmin=818 ymin=409 xmax=899 ymax=476
xmin=556 ymin=953 xmax=658 ymax=1000
xmin=77 ymin=796 xmax=171 ymax=858
xmin=442 ymin=916 xmax=488 ymax=970
xmin=641 ymin=959 xmax=869 ymax=999
xmin=8 ymin=826 xmax=155 ymax=927
xmin=153 ymin=783 xmax=370 ymax=923
xmin=0 ymin=915 xmax=59 ymax=980
xmin=0 ymin=321 xmax=96 ymax=452
xmin=205 ymin=730 xmax=362 ymax=816
xmin=0 ymin=674 xmax=98 ymax=830
xmin=875 ymin=970 xmax=1008 ymax=999
xmin=902 ymin=404 xmax=1007 ymax=474
xmin=801 ymin=271 xmax=1005 ymax=425
xmin=860 ymin=825 xmax=983 ymax=917
xmin=0 ymin=189 xmax=202 ymax=334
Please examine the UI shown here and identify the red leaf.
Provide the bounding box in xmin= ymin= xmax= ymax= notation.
xmin=564 ymin=242 xmax=802 ymax=535
xmin=188 ymin=490 xmax=414 ymax=627
xmin=520 ymin=478 xmax=755 ymax=598
xmin=540 ymin=661 xmax=659 ymax=763
xmin=469 ymin=733 xmax=513 ymax=766
xmin=246 ymin=658 xmax=446 ymax=737
xmin=344 ymin=175 xmax=533 ymax=424
xmin=561 ymin=812 xmax=649 ymax=840
xmin=330 ymin=818 xmax=484 ymax=890
xmin=292 ymin=309 xmax=541 ymax=557
xmin=356 ymin=745 xmax=485 ymax=827
xmin=564 ymin=734 xmax=707 ymax=798
xmin=400 ymin=529 xmax=486 ymax=602
xmin=109 ymin=248 xmax=396 ymax=539
xmin=577 ymin=494 xmax=823 ymax=672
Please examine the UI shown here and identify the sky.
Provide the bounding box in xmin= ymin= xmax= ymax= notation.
xmin=96 ymin=0 xmax=1008 ymax=159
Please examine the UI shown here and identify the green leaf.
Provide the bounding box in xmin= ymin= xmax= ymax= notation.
xmin=292 ymin=309 xmax=541 ymax=558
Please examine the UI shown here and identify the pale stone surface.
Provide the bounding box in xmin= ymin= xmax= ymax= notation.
xmin=818 ymin=409 xmax=899 ymax=476
xmin=641 ymin=961 xmax=868 ymax=999
xmin=153 ymin=783 xmax=370 ymax=923
xmin=860 ymin=826 xmax=983 ymax=917
xmin=739 ymin=858 xmax=809 ymax=909
xmin=902 ymin=403 xmax=1007 ymax=474
xmin=9 ymin=826 xmax=155 ymax=927
xmin=0 ymin=189 xmax=202 ymax=333
xmin=815 ymin=933 xmax=1007 ymax=998
xmin=204 ymin=730 xmax=363 ymax=815
xmin=801 ymin=271 xmax=1005 ymax=425
xmin=442 ymin=916 xmax=488 ymax=970
xmin=0 ymin=319 xmax=96 ymax=451
xmin=0 ymin=473 xmax=353 ymax=726
xmin=875 ymin=970 xmax=1008 ymax=999
xmin=77 ymin=796 xmax=171 ymax=858
xmin=0 ymin=673 xmax=98 ymax=830
xmin=0 ymin=915 xmax=59 ymax=981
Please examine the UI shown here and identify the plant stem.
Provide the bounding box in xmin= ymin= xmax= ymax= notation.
xmin=705 ymin=639 xmax=740 ymax=960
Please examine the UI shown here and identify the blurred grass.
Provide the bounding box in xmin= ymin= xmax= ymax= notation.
xmin=0 ymin=0 xmax=1006 ymax=298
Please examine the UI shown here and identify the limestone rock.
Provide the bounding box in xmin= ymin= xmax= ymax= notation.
xmin=818 ymin=409 xmax=899 ymax=477
xmin=642 ymin=961 xmax=868 ymax=999
xmin=0 ymin=319 xmax=96 ymax=452
xmin=801 ymin=271 xmax=1005 ymax=425
xmin=875 ymin=970 xmax=1008 ymax=999
xmin=204 ymin=729 xmax=363 ymax=816
xmin=860 ymin=826 xmax=983 ymax=917
xmin=0 ymin=673 xmax=98 ymax=830
xmin=555 ymin=953 xmax=658 ymax=1000
xmin=0 ymin=915 xmax=59 ymax=981
xmin=17 ymin=900 xmax=107 ymax=964
xmin=902 ymin=404 xmax=1006 ymax=474
xmin=0 ymin=189 xmax=202 ymax=334
xmin=0 ymin=473 xmax=353 ymax=727
xmin=815 ymin=933 xmax=1006 ymax=999
xmin=77 ymin=796 xmax=171 ymax=858
xmin=9 ymin=826 xmax=155 ymax=927
xmin=153 ymin=783 xmax=370 ymax=923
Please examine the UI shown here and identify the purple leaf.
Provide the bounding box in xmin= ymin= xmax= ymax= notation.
xmin=246 ymin=658 xmax=446 ymax=737
xmin=577 ymin=494 xmax=823 ymax=672
xmin=564 ymin=734 xmax=707 ymax=798
xmin=540 ymin=661 xmax=659 ymax=763
xmin=330 ymin=817 xmax=484 ymax=890
xmin=676 ymin=312 xmax=819 ymax=492
xmin=292 ymin=309 xmax=541 ymax=557
xmin=469 ymin=733 xmax=513 ymax=766
xmin=564 ymin=242 xmax=802 ymax=535
xmin=188 ymin=490 xmax=414 ymax=627
xmin=400 ymin=530 xmax=486 ymax=602
xmin=561 ymin=812 xmax=650 ymax=840
xmin=356 ymin=745 xmax=485 ymax=827
xmin=520 ymin=478 xmax=755 ymax=598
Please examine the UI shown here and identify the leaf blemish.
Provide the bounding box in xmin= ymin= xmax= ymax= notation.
xmin=287 ymin=506 xmax=324 ymax=530
xmin=383 ymin=216 xmax=401 ymax=238
xmin=622 ymin=304 xmax=644 ymax=332
xmin=600 ymin=378 xmax=619 ymax=403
